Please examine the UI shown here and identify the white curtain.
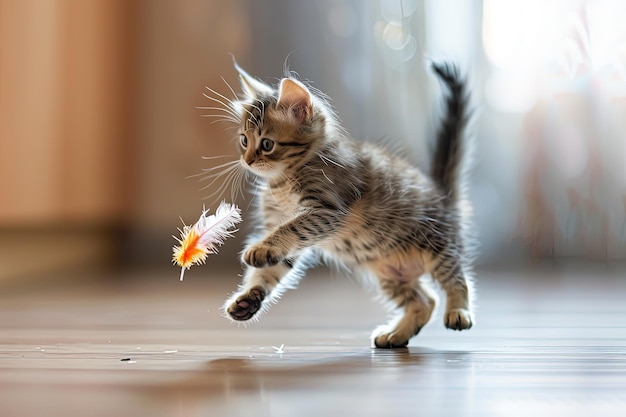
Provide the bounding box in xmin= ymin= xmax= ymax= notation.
xmin=243 ymin=0 xmax=626 ymax=262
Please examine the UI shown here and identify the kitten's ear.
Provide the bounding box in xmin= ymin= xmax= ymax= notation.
xmin=277 ymin=78 xmax=313 ymax=123
xmin=233 ymin=61 xmax=273 ymax=99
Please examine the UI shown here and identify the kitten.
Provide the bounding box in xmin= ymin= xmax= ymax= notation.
xmin=219 ymin=61 xmax=475 ymax=348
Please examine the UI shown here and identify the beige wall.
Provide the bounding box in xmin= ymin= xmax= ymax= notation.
xmin=0 ymin=0 xmax=135 ymax=225
xmin=0 ymin=0 xmax=251 ymax=279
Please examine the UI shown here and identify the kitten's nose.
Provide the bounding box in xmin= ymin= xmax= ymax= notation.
xmin=243 ymin=148 xmax=257 ymax=166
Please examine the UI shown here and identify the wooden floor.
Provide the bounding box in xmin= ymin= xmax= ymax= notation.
xmin=1 ymin=262 xmax=625 ymax=417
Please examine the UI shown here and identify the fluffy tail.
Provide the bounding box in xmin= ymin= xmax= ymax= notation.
xmin=430 ymin=62 xmax=471 ymax=205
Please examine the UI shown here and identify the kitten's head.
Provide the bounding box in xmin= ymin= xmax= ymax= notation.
xmin=233 ymin=64 xmax=329 ymax=180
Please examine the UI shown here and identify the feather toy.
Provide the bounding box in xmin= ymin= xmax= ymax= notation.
xmin=172 ymin=202 xmax=242 ymax=281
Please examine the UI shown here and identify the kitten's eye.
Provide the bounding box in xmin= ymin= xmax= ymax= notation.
xmin=261 ymin=138 xmax=275 ymax=152
xmin=240 ymin=134 xmax=248 ymax=148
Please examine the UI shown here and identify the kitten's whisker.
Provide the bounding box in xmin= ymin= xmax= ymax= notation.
xmin=317 ymin=152 xmax=346 ymax=169
xmin=198 ymin=112 xmax=238 ymax=119
xmin=238 ymin=169 xmax=252 ymax=200
xmin=220 ymin=78 xmax=254 ymax=135
xmin=201 ymin=154 xmax=236 ymax=160
xmin=224 ymin=167 xmax=245 ymax=201
xmin=246 ymin=98 xmax=262 ymax=113
xmin=242 ymin=97 xmax=265 ymax=130
xmin=246 ymin=115 xmax=260 ymax=131
xmin=202 ymin=166 xmax=241 ymax=201
xmin=247 ymin=98 xmax=264 ymax=119
xmin=238 ymin=171 xmax=251 ymax=201
xmin=220 ymin=167 xmax=242 ymax=201
xmin=200 ymin=116 xmax=240 ymax=125
xmin=198 ymin=164 xmax=240 ymax=182
xmin=229 ymin=170 xmax=239 ymax=202
xmin=198 ymin=173 xmax=228 ymax=192
xmin=198 ymin=112 xmax=240 ymax=123
xmin=196 ymin=105 xmax=240 ymax=116
xmin=207 ymin=115 xmax=240 ymax=125
xmin=197 ymin=160 xmax=240 ymax=174
xmin=198 ymin=163 xmax=240 ymax=182
xmin=186 ymin=162 xmax=235 ymax=180
xmin=193 ymin=162 xmax=239 ymax=188
xmin=207 ymin=85 xmax=254 ymax=120
xmin=197 ymin=103 xmax=241 ymax=122
xmin=320 ymin=169 xmax=334 ymax=184
xmin=278 ymin=171 xmax=300 ymax=189
xmin=196 ymin=97 xmax=235 ymax=119
xmin=203 ymin=86 xmax=236 ymax=108
xmin=198 ymin=112 xmax=239 ymax=119
xmin=221 ymin=76 xmax=241 ymax=103
xmin=197 ymin=111 xmax=238 ymax=117
xmin=215 ymin=125 xmax=240 ymax=131
xmin=202 ymin=87 xmax=246 ymax=121
xmin=230 ymin=168 xmax=247 ymax=202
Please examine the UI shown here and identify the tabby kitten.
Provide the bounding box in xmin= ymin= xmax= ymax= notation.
xmin=219 ymin=61 xmax=475 ymax=348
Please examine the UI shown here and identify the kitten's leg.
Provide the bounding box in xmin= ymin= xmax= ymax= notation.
xmin=372 ymin=277 xmax=438 ymax=349
xmin=242 ymin=209 xmax=338 ymax=268
xmin=224 ymin=258 xmax=298 ymax=321
xmin=429 ymin=252 xmax=475 ymax=330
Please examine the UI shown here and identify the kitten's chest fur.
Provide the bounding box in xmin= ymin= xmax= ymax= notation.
xmin=260 ymin=181 xmax=301 ymax=222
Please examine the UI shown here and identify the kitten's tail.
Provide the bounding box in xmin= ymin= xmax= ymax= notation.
xmin=430 ymin=62 xmax=471 ymax=205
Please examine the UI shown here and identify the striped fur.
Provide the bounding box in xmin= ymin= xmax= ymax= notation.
xmin=221 ymin=62 xmax=475 ymax=348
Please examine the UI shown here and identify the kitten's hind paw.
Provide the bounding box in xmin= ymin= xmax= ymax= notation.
xmin=371 ymin=325 xmax=420 ymax=349
xmin=373 ymin=333 xmax=410 ymax=349
xmin=444 ymin=309 xmax=474 ymax=331
xmin=226 ymin=286 xmax=266 ymax=321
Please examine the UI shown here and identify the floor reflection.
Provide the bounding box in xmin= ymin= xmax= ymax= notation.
xmin=143 ymin=347 xmax=479 ymax=416
xmin=2 ymin=265 xmax=626 ymax=417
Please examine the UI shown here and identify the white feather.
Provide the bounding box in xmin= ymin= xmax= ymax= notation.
xmin=195 ymin=202 xmax=243 ymax=251
xmin=173 ymin=201 xmax=242 ymax=281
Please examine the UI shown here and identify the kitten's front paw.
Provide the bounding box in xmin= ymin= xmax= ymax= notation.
xmin=226 ymin=286 xmax=266 ymax=321
xmin=444 ymin=308 xmax=474 ymax=330
xmin=373 ymin=332 xmax=410 ymax=349
xmin=243 ymin=243 xmax=283 ymax=268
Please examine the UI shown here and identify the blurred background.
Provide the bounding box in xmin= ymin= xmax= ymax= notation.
xmin=1 ymin=0 xmax=625 ymax=285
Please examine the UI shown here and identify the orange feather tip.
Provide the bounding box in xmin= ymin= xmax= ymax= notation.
xmin=172 ymin=202 xmax=242 ymax=281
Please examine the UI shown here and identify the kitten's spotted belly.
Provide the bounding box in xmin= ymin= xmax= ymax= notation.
xmin=327 ymin=229 xmax=428 ymax=281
